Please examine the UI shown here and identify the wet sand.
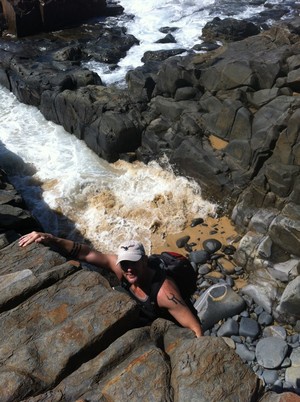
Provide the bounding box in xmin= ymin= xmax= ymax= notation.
xmin=153 ymin=215 xmax=240 ymax=254
xmin=152 ymin=214 xmax=248 ymax=291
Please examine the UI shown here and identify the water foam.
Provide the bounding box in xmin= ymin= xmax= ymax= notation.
xmin=0 ymin=87 xmax=216 ymax=253
xmin=83 ymin=0 xmax=265 ymax=85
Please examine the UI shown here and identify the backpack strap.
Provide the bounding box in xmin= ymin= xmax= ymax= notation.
xmin=148 ymin=256 xmax=167 ymax=307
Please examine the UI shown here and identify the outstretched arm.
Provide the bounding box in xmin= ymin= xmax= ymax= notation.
xmin=18 ymin=231 xmax=122 ymax=279
xmin=157 ymin=278 xmax=203 ymax=337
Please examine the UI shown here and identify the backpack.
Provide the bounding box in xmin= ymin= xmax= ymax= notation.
xmin=148 ymin=251 xmax=197 ymax=300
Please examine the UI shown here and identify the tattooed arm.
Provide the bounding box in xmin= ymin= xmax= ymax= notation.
xmin=157 ymin=278 xmax=203 ymax=337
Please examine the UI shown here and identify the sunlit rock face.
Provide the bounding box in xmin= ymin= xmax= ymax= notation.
xmin=1 ymin=0 xmax=107 ymax=37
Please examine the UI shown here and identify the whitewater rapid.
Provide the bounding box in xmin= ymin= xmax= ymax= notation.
xmin=0 ymin=87 xmax=216 ymax=253
xmin=84 ymin=0 xmax=267 ymax=85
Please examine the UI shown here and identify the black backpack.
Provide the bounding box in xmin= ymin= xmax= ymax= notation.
xmin=148 ymin=251 xmax=197 ymax=300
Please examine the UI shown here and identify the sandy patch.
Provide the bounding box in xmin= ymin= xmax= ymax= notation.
xmin=152 ymin=215 xmax=240 ymax=255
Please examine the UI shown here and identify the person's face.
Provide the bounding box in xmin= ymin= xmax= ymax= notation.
xmin=120 ymin=258 xmax=144 ymax=285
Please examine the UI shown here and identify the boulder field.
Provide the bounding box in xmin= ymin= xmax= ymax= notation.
xmin=0 ymin=13 xmax=300 ymax=401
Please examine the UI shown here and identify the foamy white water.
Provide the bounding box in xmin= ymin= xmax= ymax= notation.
xmin=84 ymin=0 xmax=266 ymax=85
xmin=0 ymin=87 xmax=216 ymax=253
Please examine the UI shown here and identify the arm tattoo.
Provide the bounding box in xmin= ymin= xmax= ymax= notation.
xmin=167 ymin=293 xmax=185 ymax=306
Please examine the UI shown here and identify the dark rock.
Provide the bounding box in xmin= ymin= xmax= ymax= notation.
xmin=176 ymin=235 xmax=190 ymax=248
xmin=202 ymin=17 xmax=260 ymax=42
xmin=203 ymin=238 xmax=222 ymax=254
xmin=217 ymin=318 xmax=239 ymax=337
xmin=0 ymin=204 xmax=40 ymax=234
xmin=192 ymin=42 xmax=220 ymax=51
xmin=159 ymin=26 xmax=178 ymax=34
xmin=190 ymin=217 xmax=204 ymax=227
xmin=83 ymin=27 xmax=139 ymax=64
xmin=141 ymin=48 xmax=186 ymax=63
xmin=222 ymin=245 xmax=236 ymax=255
xmin=155 ymin=33 xmax=176 ymax=44
xmin=258 ymin=312 xmax=273 ymax=326
xmin=239 ymin=317 xmax=260 ymax=339
xmin=189 ymin=250 xmax=210 ymax=264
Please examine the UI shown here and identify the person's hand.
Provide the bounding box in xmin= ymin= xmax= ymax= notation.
xmin=18 ymin=231 xmax=54 ymax=247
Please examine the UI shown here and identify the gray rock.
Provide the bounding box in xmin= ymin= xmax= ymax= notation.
xmin=248 ymin=210 xmax=277 ymax=235
xmin=290 ymin=348 xmax=300 ymax=366
xmin=262 ymin=369 xmax=279 ymax=385
xmin=240 ymin=268 xmax=279 ymax=313
xmin=217 ymin=318 xmax=239 ymax=337
xmin=189 ymin=250 xmax=210 ymax=264
xmin=269 ymin=215 xmax=300 ymax=258
xmin=198 ymin=264 xmax=211 ymax=275
xmin=239 ymin=317 xmax=260 ymax=339
xmin=277 ymin=276 xmax=300 ymax=319
xmin=235 ymin=343 xmax=256 ymax=362
xmin=258 ymin=312 xmax=273 ymax=326
xmin=285 ymin=366 xmax=300 ymax=389
xmin=257 ymin=236 xmax=273 ymax=259
xmin=262 ymin=326 xmax=287 ymax=340
xmin=256 ymin=337 xmax=288 ymax=369
xmin=268 ymin=258 xmax=300 ymax=283
xmin=254 ymin=306 xmax=264 ymax=315
xmin=194 ymin=283 xmax=246 ymax=330
xmin=281 ymin=357 xmax=291 ymax=368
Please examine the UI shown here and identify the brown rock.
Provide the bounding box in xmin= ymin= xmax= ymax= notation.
xmin=23 ymin=327 xmax=171 ymax=402
xmin=161 ymin=322 xmax=261 ymax=402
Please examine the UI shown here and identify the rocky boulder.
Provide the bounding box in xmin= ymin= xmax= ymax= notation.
xmin=201 ymin=17 xmax=261 ymax=42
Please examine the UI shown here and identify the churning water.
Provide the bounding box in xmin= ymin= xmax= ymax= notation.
xmin=0 ymin=0 xmax=294 ymax=251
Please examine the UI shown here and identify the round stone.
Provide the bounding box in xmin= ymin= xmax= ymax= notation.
xmin=258 ymin=311 xmax=273 ymax=326
xmin=256 ymin=337 xmax=288 ymax=369
xmin=262 ymin=369 xmax=279 ymax=385
xmin=189 ymin=250 xmax=210 ymax=264
xmin=203 ymin=238 xmax=222 ymax=254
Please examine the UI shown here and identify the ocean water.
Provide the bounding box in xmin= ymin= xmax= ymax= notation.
xmin=83 ymin=0 xmax=282 ymax=85
xmin=0 ymin=0 xmax=295 ymax=252
xmin=0 ymin=87 xmax=216 ymax=253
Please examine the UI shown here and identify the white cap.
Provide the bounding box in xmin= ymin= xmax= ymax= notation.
xmin=116 ymin=240 xmax=145 ymax=265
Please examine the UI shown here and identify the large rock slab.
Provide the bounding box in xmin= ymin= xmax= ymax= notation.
xmin=0 ymin=268 xmax=138 ymax=401
xmin=24 ymin=327 xmax=171 ymax=401
xmin=159 ymin=321 xmax=261 ymax=402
